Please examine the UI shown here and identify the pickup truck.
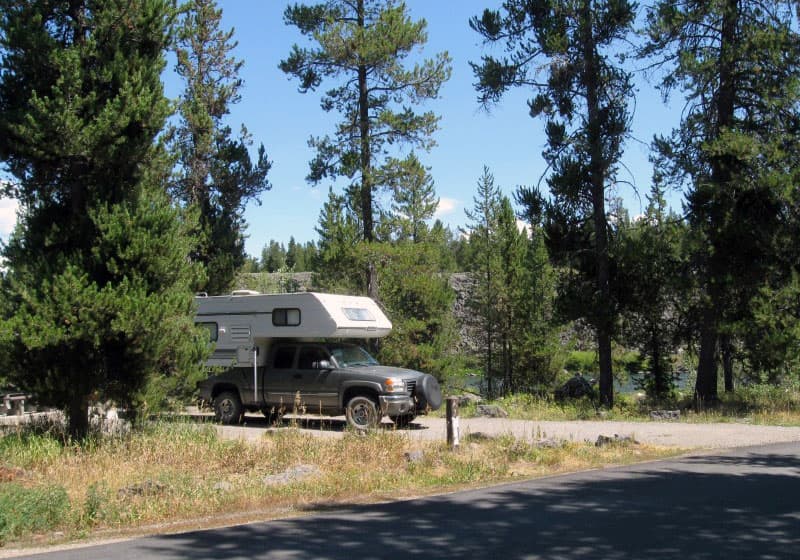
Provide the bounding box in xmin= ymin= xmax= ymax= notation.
xmin=198 ymin=341 xmax=442 ymax=430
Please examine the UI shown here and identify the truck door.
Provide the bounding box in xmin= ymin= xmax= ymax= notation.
xmin=264 ymin=343 xmax=299 ymax=408
xmin=295 ymin=344 xmax=338 ymax=412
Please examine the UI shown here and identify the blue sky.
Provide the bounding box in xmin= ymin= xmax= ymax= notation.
xmin=0 ymin=0 xmax=683 ymax=258
xmin=211 ymin=0 xmax=683 ymax=257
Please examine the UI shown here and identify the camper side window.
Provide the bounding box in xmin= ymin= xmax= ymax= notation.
xmin=272 ymin=308 xmax=301 ymax=326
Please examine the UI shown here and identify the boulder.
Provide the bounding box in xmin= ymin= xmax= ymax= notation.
xmin=476 ymin=404 xmax=509 ymax=418
xmin=650 ymin=410 xmax=680 ymax=421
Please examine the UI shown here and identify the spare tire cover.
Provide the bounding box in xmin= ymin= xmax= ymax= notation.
xmin=418 ymin=374 xmax=443 ymax=410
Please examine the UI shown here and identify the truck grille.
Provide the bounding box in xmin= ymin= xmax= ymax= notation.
xmin=404 ymin=380 xmax=416 ymax=395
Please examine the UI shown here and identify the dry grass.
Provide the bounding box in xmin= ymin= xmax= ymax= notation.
xmin=0 ymin=420 xmax=680 ymax=548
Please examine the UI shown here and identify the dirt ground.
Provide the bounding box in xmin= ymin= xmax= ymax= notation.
xmin=215 ymin=412 xmax=800 ymax=450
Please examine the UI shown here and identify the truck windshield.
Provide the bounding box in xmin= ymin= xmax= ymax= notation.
xmin=329 ymin=345 xmax=379 ymax=367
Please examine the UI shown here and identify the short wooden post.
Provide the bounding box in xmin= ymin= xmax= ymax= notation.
xmin=446 ymin=396 xmax=459 ymax=449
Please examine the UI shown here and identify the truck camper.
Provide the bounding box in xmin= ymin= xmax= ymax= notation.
xmin=196 ymin=291 xmax=442 ymax=430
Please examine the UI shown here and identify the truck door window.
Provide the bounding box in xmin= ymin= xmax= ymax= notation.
xmin=273 ymin=346 xmax=296 ymax=369
xmin=298 ymin=347 xmax=329 ymax=369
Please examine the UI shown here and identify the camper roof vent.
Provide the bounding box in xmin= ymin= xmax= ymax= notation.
xmin=231 ymin=290 xmax=260 ymax=296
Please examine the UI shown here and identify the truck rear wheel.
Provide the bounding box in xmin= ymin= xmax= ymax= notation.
xmin=213 ymin=391 xmax=243 ymax=425
xmin=345 ymin=395 xmax=379 ymax=431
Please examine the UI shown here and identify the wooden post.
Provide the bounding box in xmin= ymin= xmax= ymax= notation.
xmin=446 ymin=396 xmax=459 ymax=449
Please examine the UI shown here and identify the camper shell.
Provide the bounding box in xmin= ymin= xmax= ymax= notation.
xmin=195 ymin=291 xmax=442 ymax=430
xmin=196 ymin=291 xmax=392 ymax=368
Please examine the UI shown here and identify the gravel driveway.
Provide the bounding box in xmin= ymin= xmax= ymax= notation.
xmin=217 ymin=413 xmax=800 ymax=450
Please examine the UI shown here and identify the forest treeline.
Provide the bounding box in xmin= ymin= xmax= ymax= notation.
xmin=0 ymin=0 xmax=798 ymax=437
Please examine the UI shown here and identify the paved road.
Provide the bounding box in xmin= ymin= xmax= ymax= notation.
xmin=9 ymin=441 xmax=800 ymax=559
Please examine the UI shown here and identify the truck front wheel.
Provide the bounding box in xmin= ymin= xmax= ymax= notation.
xmin=345 ymin=395 xmax=379 ymax=431
xmin=213 ymin=391 xmax=243 ymax=425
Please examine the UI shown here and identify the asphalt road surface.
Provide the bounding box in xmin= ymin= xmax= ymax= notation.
xmin=9 ymin=441 xmax=800 ymax=559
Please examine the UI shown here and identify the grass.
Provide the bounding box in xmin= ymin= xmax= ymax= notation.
xmin=0 ymin=419 xmax=679 ymax=548
xmin=452 ymin=383 xmax=800 ymax=426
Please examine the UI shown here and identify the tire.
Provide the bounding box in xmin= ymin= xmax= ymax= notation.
xmin=417 ymin=375 xmax=443 ymax=411
xmin=213 ymin=391 xmax=243 ymax=425
xmin=390 ymin=414 xmax=416 ymax=428
xmin=345 ymin=395 xmax=379 ymax=431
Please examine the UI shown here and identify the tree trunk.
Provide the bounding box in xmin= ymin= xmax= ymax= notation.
xmin=695 ymin=309 xmax=719 ymax=405
xmin=721 ymin=334 xmax=735 ymax=393
xmin=581 ymin=1 xmax=613 ymax=408
xmin=68 ymin=392 xmax=90 ymax=441
xmin=356 ymin=0 xmax=377 ymax=299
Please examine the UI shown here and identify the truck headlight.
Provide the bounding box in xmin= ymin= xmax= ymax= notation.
xmin=384 ymin=377 xmax=405 ymax=393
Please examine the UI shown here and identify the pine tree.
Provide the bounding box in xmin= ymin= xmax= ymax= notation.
xmin=472 ymin=0 xmax=636 ymax=406
xmin=641 ymin=0 xmax=800 ymax=402
xmin=464 ymin=167 xmax=503 ymax=397
xmin=281 ymin=0 xmax=451 ymax=298
xmin=314 ymin=188 xmax=362 ymax=292
xmin=170 ymin=0 xmax=271 ymax=295
xmin=382 ymin=152 xmax=439 ymax=243
xmin=617 ymin=184 xmax=688 ymax=400
xmin=0 ymin=0 xmax=206 ymax=438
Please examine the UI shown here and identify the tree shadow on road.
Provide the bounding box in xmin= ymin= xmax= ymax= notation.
xmin=97 ymin=445 xmax=800 ymax=559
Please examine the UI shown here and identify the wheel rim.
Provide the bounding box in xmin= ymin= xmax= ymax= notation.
xmin=350 ymin=400 xmax=374 ymax=428
xmin=219 ymin=398 xmax=233 ymax=417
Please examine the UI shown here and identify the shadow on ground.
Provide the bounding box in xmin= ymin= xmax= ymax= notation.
xmin=120 ymin=443 xmax=800 ymax=559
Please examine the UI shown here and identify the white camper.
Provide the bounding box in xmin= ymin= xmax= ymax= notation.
xmin=195 ymin=291 xmax=392 ymax=367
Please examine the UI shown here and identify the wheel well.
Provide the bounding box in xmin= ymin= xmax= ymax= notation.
xmin=342 ymin=387 xmax=378 ymax=408
xmin=211 ymin=384 xmax=240 ymax=401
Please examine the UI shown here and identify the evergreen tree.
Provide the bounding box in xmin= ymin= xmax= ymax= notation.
xmin=375 ymin=241 xmax=458 ymax=381
xmin=314 ymin=188 xmax=362 ymax=292
xmin=641 ymin=0 xmax=800 ymax=402
xmin=382 ymin=152 xmax=439 ymax=243
xmin=512 ymin=206 xmax=561 ymax=390
xmin=281 ymin=0 xmax=451 ymax=298
xmin=170 ymin=0 xmax=271 ymax=295
xmin=464 ymin=167 xmax=503 ymax=397
xmin=494 ymin=196 xmax=527 ymax=393
xmin=617 ymin=185 xmax=688 ymax=400
xmin=0 ymin=0 xmax=207 ymax=438
xmin=472 ymin=0 xmax=636 ymax=406
xmin=260 ymin=240 xmax=287 ymax=273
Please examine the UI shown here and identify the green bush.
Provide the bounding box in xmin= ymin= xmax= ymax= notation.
xmin=564 ymin=351 xmax=597 ymax=373
xmin=0 ymin=483 xmax=70 ymax=543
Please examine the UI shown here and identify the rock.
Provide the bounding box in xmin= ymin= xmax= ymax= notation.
xmin=554 ymin=373 xmax=596 ymax=402
xmin=404 ymin=450 xmax=425 ymax=463
xmin=263 ymin=464 xmax=320 ymax=486
xmin=457 ymin=393 xmax=483 ymax=407
xmin=650 ymin=410 xmax=680 ymax=421
xmin=534 ymin=438 xmax=561 ymax=449
xmin=476 ymin=404 xmax=509 ymax=418
xmin=213 ymin=481 xmax=233 ymax=492
xmin=595 ymin=434 xmax=638 ymax=447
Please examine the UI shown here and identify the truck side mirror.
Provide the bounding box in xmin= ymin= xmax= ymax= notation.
xmin=313 ymin=360 xmax=332 ymax=370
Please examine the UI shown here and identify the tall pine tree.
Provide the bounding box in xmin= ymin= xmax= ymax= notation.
xmin=280 ymin=0 xmax=451 ymax=298
xmin=472 ymin=0 xmax=636 ymax=406
xmin=641 ymin=0 xmax=800 ymax=402
xmin=0 ymin=0 xmax=207 ymax=438
xmin=170 ymin=0 xmax=271 ymax=295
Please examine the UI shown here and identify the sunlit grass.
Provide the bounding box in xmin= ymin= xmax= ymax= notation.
xmin=0 ymin=419 xmax=678 ymax=548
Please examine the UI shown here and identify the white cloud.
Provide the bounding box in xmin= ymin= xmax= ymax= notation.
xmin=434 ymin=197 xmax=458 ymax=218
xmin=0 ymin=197 xmax=18 ymax=238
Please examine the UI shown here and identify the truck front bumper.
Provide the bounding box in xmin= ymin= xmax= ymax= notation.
xmin=379 ymin=395 xmax=417 ymax=416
